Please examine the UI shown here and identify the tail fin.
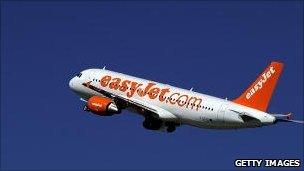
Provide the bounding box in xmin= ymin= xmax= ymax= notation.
xmin=233 ymin=61 xmax=284 ymax=112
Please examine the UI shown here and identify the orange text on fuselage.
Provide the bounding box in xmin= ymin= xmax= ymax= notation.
xmin=100 ymin=75 xmax=202 ymax=111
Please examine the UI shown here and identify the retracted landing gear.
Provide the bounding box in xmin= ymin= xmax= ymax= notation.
xmin=166 ymin=122 xmax=176 ymax=133
xmin=142 ymin=116 xmax=162 ymax=130
xmin=166 ymin=126 xmax=176 ymax=133
xmin=142 ymin=116 xmax=178 ymax=133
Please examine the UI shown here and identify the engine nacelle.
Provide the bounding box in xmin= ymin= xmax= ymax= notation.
xmin=86 ymin=96 xmax=119 ymax=115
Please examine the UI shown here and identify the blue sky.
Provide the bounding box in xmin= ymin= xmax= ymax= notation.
xmin=1 ymin=1 xmax=303 ymax=170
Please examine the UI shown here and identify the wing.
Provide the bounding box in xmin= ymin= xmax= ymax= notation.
xmin=82 ymin=82 xmax=179 ymax=122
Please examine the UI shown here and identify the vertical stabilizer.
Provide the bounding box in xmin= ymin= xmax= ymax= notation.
xmin=233 ymin=61 xmax=284 ymax=112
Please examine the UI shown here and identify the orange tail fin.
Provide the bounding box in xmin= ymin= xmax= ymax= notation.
xmin=233 ymin=61 xmax=284 ymax=112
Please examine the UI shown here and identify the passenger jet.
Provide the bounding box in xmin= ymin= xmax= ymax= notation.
xmin=69 ymin=61 xmax=303 ymax=132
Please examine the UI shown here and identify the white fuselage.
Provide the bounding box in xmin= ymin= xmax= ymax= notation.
xmin=69 ymin=69 xmax=276 ymax=129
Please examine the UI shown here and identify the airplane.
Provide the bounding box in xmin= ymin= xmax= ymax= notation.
xmin=69 ymin=61 xmax=303 ymax=133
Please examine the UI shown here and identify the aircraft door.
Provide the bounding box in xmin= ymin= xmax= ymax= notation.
xmin=218 ymin=103 xmax=228 ymax=123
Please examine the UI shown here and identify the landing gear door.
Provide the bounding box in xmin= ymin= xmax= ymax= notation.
xmin=218 ymin=103 xmax=228 ymax=123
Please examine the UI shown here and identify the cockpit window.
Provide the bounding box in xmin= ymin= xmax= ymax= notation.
xmin=76 ymin=73 xmax=82 ymax=77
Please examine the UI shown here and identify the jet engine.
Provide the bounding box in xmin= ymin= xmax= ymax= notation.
xmin=84 ymin=96 xmax=120 ymax=116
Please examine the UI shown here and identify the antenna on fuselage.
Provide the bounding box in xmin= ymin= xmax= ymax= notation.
xmin=80 ymin=98 xmax=87 ymax=103
xmin=102 ymin=66 xmax=106 ymax=70
xmin=190 ymin=87 xmax=193 ymax=92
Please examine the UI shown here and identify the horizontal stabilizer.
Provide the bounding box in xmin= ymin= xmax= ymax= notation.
xmin=271 ymin=112 xmax=292 ymax=120
xmin=271 ymin=113 xmax=304 ymax=124
xmin=276 ymin=119 xmax=304 ymax=124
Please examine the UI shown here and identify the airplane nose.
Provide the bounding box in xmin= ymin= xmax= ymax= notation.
xmin=69 ymin=77 xmax=75 ymax=89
